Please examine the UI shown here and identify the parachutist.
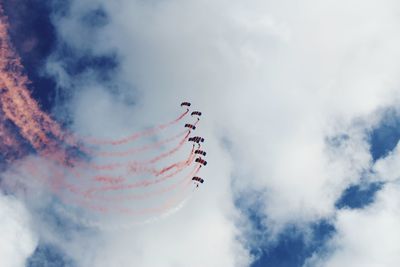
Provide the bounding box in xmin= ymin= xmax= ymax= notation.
xmin=185 ymin=124 xmax=196 ymax=130
xmin=181 ymin=102 xmax=191 ymax=107
xmin=195 ymin=157 xmax=207 ymax=166
xmin=195 ymin=149 xmax=206 ymax=156
xmin=191 ymin=111 xmax=202 ymax=117
xmin=192 ymin=176 xmax=204 ymax=183
xmin=188 ymin=136 xmax=204 ymax=143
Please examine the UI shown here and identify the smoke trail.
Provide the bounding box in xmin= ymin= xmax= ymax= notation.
xmin=0 ymin=4 xmax=207 ymax=226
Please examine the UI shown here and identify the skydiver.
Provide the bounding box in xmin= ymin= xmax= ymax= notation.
xmin=181 ymin=102 xmax=191 ymax=107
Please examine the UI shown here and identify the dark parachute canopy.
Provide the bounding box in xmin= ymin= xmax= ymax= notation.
xmin=191 ymin=111 xmax=202 ymax=117
xmin=195 ymin=157 xmax=207 ymax=166
xmin=192 ymin=176 xmax=204 ymax=183
xmin=188 ymin=136 xmax=204 ymax=143
xmin=195 ymin=149 xmax=206 ymax=156
xmin=185 ymin=124 xmax=196 ymax=130
xmin=181 ymin=102 xmax=191 ymax=107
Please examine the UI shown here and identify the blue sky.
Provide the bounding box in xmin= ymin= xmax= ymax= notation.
xmin=2 ymin=1 xmax=400 ymax=267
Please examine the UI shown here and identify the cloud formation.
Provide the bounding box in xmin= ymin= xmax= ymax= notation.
xmin=0 ymin=194 xmax=37 ymax=267
xmin=306 ymin=183 xmax=400 ymax=267
xmin=48 ymin=0 xmax=400 ymax=212
xmin=1 ymin=0 xmax=400 ymax=266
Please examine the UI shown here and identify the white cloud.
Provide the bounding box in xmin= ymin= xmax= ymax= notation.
xmin=60 ymin=0 xmax=400 ymax=224
xmin=0 ymin=194 xmax=37 ymax=267
xmin=305 ymin=183 xmax=400 ymax=267
xmin=373 ymin=137 xmax=400 ymax=182
xmin=40 ymin=0 xmax=400 ymax=266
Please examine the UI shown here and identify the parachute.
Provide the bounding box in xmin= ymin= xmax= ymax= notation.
xmin=195 ymin=157 xmax=208 ymax=166
xmin=188 ymin=136 xmax=205 ymax=143
xmin=181 ymin=102 xmax=191 ymax=107
xmin=194 ymin=149 xmax=206 ymax=156
xmin=191 ymin=111 xmax=202 ymax=117
xmin=184 ymin=124 xmax=196 ymax=130
xmin=192 ymin=176 xmax=204 ymax=184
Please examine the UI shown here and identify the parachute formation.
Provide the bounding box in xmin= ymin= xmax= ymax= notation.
xmin=0 ymin=8 xmax=208 ymax=226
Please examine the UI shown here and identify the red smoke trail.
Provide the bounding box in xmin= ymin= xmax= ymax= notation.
xmin=117 ymin=178 xmax=195 ymax=216
xmin=0 ymin=110 xmax=24 ymax=162
xmin=69 ymin=131 xmax=191 ymax=172
xmin=79 ymin=109 xmax=189 ymax=146
xmin=94 ymin=176 xmax=125 ymax=185
xmin=0 ymin=116 xmax=18 ymax=147
xmin=3 ymin=133 xmax=199 ymax=217
xmin=6 ymin=140 xmax=198 ymax=202
xmin=0 ymin=7 xmax=190 ymax=154
xmin=83 ymin=148 xmax=196 ymax=198
xmin=0 ymin=7 xmax=62 ymax=151
xmin=0 ymin=4 xmax=204 ymax=220
xmin=61 ymin=165 xmax=200 ymax=216
xmin=11 ymin=155 xmax=199 ymax=216
xmin=92 ymin=164 xmax=202 ymax=202
xmin=84 ymin=130 xmax=189 ymax=157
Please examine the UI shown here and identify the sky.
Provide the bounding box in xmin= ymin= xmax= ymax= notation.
xmin=1 ymin=0 xmax=400 ymax=267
